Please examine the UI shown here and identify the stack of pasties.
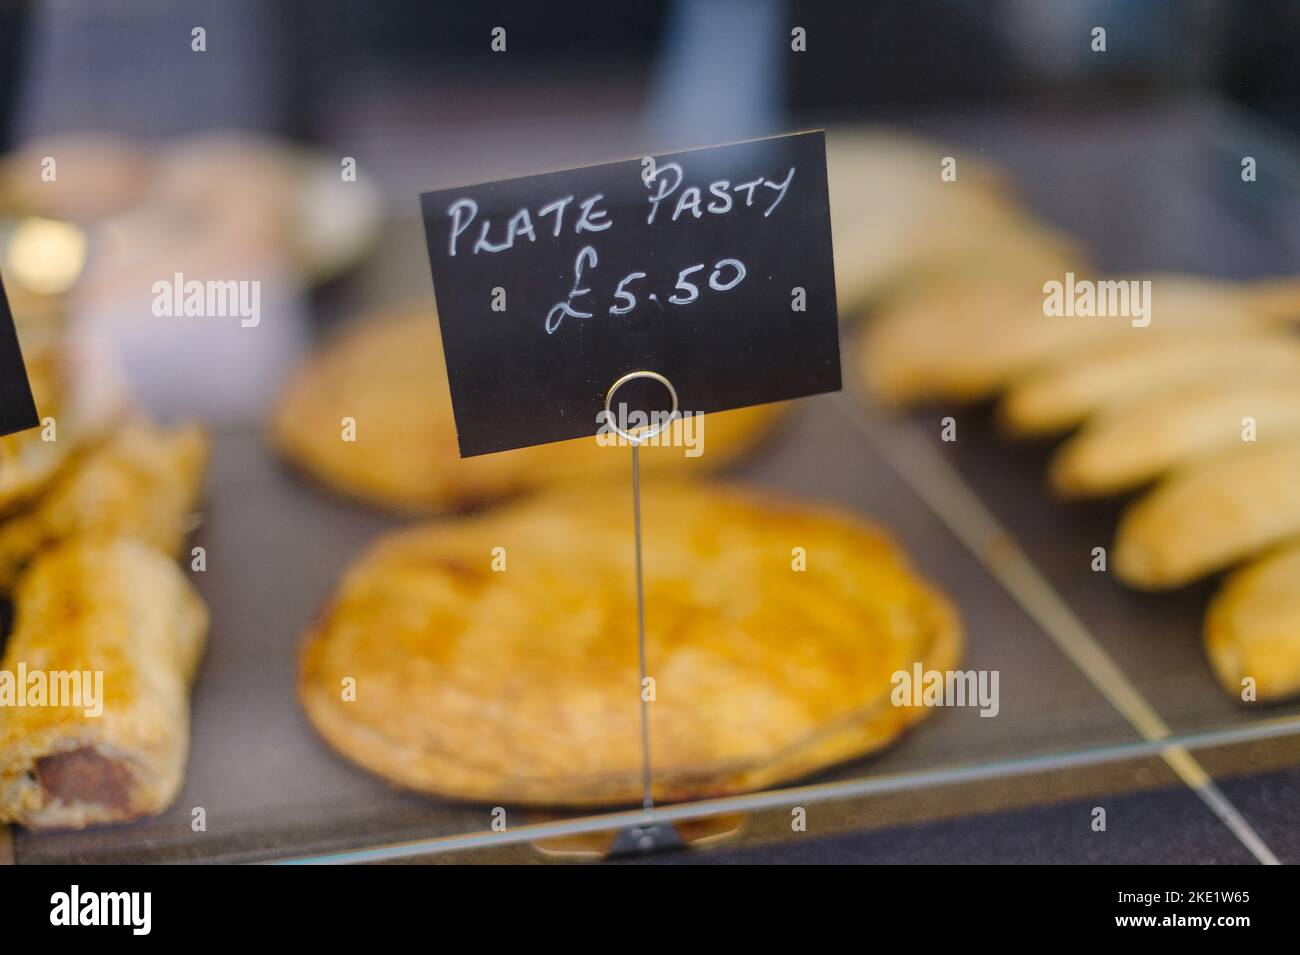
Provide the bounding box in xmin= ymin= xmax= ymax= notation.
xmin=859 ymin=261 xmax=1300 ymax=702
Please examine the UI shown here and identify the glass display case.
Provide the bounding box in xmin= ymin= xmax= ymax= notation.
xmin=2 ymin=3 xmax=1299 ymax=867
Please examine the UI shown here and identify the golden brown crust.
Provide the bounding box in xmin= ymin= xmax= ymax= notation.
xmin=1131 ymin=273 xmax=1300 ymax=326
xmin=0 ymin=418 xmax=209 ymax=592
xmin=859 ymin=277 xmax=1104 ymax=405
xmin=298 ymin=483 xmax=962 ymax=806
xmin=859 ymin=273 xmax=1300 ymax=407
xmin=1205 ymin=541 xmax=1300 ymax=703
xmin=1051 ymin=378 xmax=1300 ymax=498
xmin=1000 ymin=333 xmax=1300 ymax=438
xmin=270 ymin=308 xmax=786 ymax=512
xmin=1240 ymin=276 xmax=1300 ymax=325
xmin=827 ymin=129 xmax=1080 ymax=313
xmin=0 ymin=540 xmax=209 ymax=830
xmin=1114 ymin=442 xmax=1300 ymax=590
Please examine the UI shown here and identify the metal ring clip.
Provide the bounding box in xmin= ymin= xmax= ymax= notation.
xmin=603 ymin=370 xmax=679 ymax=445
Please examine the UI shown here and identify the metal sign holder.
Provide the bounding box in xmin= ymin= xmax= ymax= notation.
xmin=531 ymin=370 xmax=746 ymax=860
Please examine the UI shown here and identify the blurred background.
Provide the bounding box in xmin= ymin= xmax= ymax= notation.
xmin=5 ymin=0 xmax=1300 ymax=145
xmin=1 ymin=0 xmax=1298 ymax=425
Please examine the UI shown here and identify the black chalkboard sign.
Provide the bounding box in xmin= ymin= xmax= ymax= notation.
xmin=0 ymin=273 xmax=39 ymax=438
xmin=421 ymin=131 xmax=840 ymax=457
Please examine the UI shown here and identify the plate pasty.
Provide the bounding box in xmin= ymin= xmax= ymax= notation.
xmin=271 ymin=307 xmax=785 ymax=512
xmin=299 ymin=483 xmax=962 ymax=806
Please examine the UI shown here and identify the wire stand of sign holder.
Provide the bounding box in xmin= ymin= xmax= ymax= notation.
xmin=530 ymin=371 xmax=746 ymax=861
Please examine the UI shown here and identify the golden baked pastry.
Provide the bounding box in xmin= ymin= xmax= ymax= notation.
xmin=1000 ymin=332 xmax=1300 ymax=438
xmin=827 ymin=129 xmax=1080 ymax=312
xmin=1114 ymin=442 xmax=1300 ymax=589
xmin=299 ymin=483 xmax=962 ymax=806
xmin=0 ymin=336 xmax=130 ymax=514
xmin=1051 ymin=378 xmax=1300 ymax=498
xmin=860 ymin=273 xmax=1300 ymax=406
xmin=859 ymin=276 xmax=1098 ymax=404
xmin=1248 ymin=277 xmax=1300 ymax=324
xmin=270 ymin=307 xmax=785 ymax=511
xmin=0 ymin=539 xmax=209 ymax=830
xmin=0 ymin=418 xmax=208 ymax=592
xmin=1205 ymin=541 xmax=1300 ymax=703
xmin=1108 ymin=272 xmax=1300 ymax=326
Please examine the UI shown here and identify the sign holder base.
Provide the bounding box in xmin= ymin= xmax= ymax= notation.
xmin=531 ymin=813 xmax=747 ymax=861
